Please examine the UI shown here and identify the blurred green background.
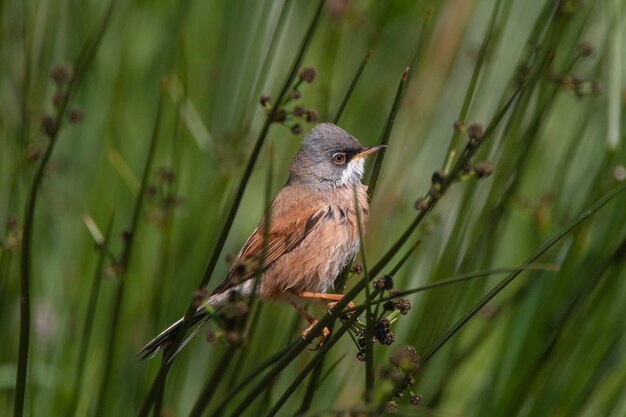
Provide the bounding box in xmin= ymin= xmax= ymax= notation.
xmin=1 ymin=0 xmax=625 ymax=416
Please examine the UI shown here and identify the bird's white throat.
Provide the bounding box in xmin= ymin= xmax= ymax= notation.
xmin=338 ymin=158 xmax=365 ymax=186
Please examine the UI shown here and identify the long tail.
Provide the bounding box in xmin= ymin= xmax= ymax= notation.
xmin=139 ymin=309 xmax=215 ymax=360
xmin=140 ymin=282 xmax=251 ymax=360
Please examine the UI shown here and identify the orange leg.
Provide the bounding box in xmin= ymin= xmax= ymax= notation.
xmin=296 ymin=291 xmax=344 ymax=301
xmin=294 ymin=291 xmax=355 ymax=311
xmin=289 ymin=302 xmax=330 ymax=347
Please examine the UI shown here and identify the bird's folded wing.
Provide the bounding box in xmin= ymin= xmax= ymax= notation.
xmin=211 ymin=193 xmax=329 ymax=295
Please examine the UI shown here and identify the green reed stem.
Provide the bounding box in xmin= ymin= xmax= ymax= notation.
xmin=68 ymin=212 xmax=115 ymax=417
xmin=375 ymin=182 xmax=626 ymax=413
xmin=406 ymin=7 xmax=433 ymax=84
xmin=441 ymin=0 xmax=502 ymax=173
xmin=188 ymin=347 xmax=238 ymax=417
xmin=421 ymin=183 xmax=626 ymax=365
xmin=352 ymin=185 xmax=374 ymax=403
xmin=367 ymin=67 xmax=409 ymax=200
xmin=298 ymin=49 xmax=374 ymax=408
xmin=332 ymin=50 xmax=372 ymax=124
xmin=190 ymin=144 xmax=274 ymax=417
xmin=14 ymin=2 xmax=118 ymax=415
xmin=263 ymin=315 xmax=358 ymax=417
xmin=95 ymin=84 xmax=164 ymax=417
xmin=347 ymin=264 xmax=559 ymax=313
xmin=267 ymin=238 xmax=427 ymax=416
xmin=219 ymin=77 xmax=525 ymax=417
xmin=208 ymin=340 xmax=300 ymax=417
xmin=246 ymin=0 xmax=293 ymax=118
xmin=137 ymin=3 xmax=326 ymax=415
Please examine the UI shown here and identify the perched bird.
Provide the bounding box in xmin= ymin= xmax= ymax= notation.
xmin=140 ymin=123 xmax=385 ymax=358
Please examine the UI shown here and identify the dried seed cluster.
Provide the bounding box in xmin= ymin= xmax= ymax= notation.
xmin=259 ymin=66 xmax=320 ymax=135
xmin=381 ymin=345 xmax=422 ymax=413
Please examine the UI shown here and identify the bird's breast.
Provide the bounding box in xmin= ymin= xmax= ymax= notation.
xmin=260 ymin=185 xmax=369 ymax=299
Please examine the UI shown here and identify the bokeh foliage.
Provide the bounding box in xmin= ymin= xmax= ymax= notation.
xmin=1 ymin=0 xmax=625 ymax=416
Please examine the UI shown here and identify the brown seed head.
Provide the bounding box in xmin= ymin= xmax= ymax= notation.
xmin=384 ymin=400 xmax=398 ymax=413
xmin=41 ymin=115 xmax=57 ymax=137
xmin=68 ymin=108 xmax=83 ymax=123
xmin=259 ymin=94 xmax=271 ymax=106
xmin=293 ymin=105 xmax=305 ymax=117
xmin=414 ymin=197 xmax=427 ymax=211
xmin=467 ymin=123 xmax=484 ymax=141
xmin=50 ymin=64 xmax=73 ymax=84
xmin=291 ymin=124 xmax=303 ymax=135
xmin=205 ymin=330 xmax=217 ymax=344
xmin=395 ymin=298 xmax=411 ymax=315
xmin=298 ymin=67 xmax=316 ymax=83
xmin=305 ymin=108 xmax=319 ymax=123
xmin=474 ymin=161 xmax=495 ymax=178
xmin=53 ymin=91 xmax=67 ymax=108
xmin=390 ymin=345 xmax=420 ymax=371
xmin=453 ymin=119 xmax=464 ymax=132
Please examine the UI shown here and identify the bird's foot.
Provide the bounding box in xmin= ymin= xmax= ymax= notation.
xmin=301 ymin=320 xmax=330 ymax=350
xmin=327 ymin=301 xmax=355 ymax=318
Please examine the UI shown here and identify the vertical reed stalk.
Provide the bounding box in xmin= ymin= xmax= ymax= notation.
xmin=137 ymin=4 xmax=327 ymax=415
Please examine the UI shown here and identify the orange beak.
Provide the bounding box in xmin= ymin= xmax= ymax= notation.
xmin=352 ymin=144 xmax=386 ymax=160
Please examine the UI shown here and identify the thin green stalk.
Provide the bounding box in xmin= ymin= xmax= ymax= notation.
xmin=151 ymin=119 xmax=181 ymax=417
xmin=68 ymin=212 xmax=116 ymax=417
xmin=441 ymin=0 xmax=502 ymax=173
xmin=297 ymin=322 xmax=333 ymax=414
xmin=353 ymin=185 xmax=374 ymax=403
xmin=95 ymin=85 xmax=165 ymax=417
xmin=406 ymin=7 xmax=434 ymax=85
xmin=19 ymin=0 xmax=30 ymax=148
xmin=14 ymin=2 xmax=118 ymax=415
xmin=224 ymin=303 xmax=265 ymax=392
xmin=251 ymin=235 xmax=421 ymax=416
xmin=208 ymin=341 xmax=300 ymax=417
xmin=222 ymin=150 xmax=276 ymax=397
xmin=188 ymin=347 xmax=239 ymax=417
xmin=221 ymin=82 xmax=525 ymax=416
xmin=420 ymin=183 xmax=626 ymax=365
xmin=365 ymin=185 xmax=625 ymax=412
xmin=263 ymin=313 xmax=359 ymax=417
xmin=189 ymin=144 xmax=274 ymax=417
xmin=246 ymin=232 xmax=421 ymax=416
xmin=15 ymin=134 xmax=55 ymax=417
xmin=332 ymin=50 xmax=371 ymax=124
xmin=315 ymin=354 xmax=346 ymax=389
xmin=152 ymin=355 xmax=167 ymax=417
xmin=249 ymin=0 xmax=293 ymax=106
xmin=374 ymin=186 xmax=626 ymax=413
xmin=300 ymin=48 xmax=377 ymax=401
xmin=367 ymin=67 xmax=409 ymax=199
xmin=228 ymin=337 xmax=312 ymax=417
xmin=310 ymin=83 xmax=521 ymax=341
xmin=137 ymin=3 xmax=326 ymax=415
xmin=346 ymin=264 xmax=559 ymax=313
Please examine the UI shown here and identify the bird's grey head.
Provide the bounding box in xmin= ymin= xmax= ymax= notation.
xmin=288 ymin=123 xmax=385 ymax=190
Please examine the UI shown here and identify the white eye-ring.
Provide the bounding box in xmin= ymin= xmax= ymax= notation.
xmin=332 ymin=153 xmax=347 ymax=164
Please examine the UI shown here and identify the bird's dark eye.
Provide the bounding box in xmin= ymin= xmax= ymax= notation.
xmin=332 ymin=153 xmax=347 ymax=164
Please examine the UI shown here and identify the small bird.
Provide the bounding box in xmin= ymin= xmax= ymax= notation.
xmin=140 ymin=123 xmax=385 ymax=358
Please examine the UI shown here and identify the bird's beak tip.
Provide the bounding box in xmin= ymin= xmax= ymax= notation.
xmin=353 ymin=144 xmax=387 ymax=159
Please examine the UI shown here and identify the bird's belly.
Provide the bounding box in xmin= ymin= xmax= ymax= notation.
xmin=259 ymin=209 xmax=361 ymax=300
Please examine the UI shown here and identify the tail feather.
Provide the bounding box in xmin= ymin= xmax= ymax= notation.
xmin=139 ymin=310 xmax=213 ymax=360
xmin=140 ymin=283 xmax=249 ymax=360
